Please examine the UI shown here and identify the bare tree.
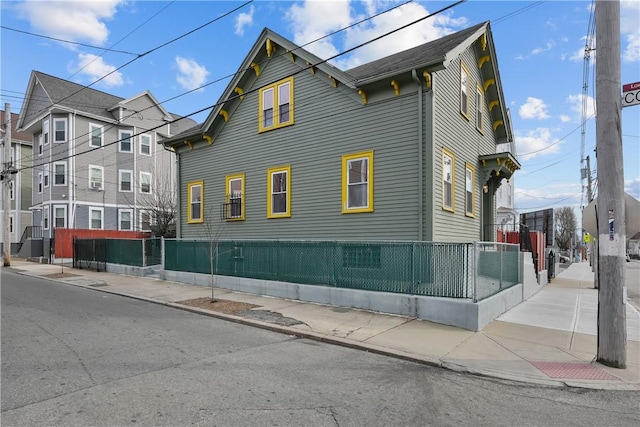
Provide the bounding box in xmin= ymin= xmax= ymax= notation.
xmin=125 ymin=170 xmax=177 ymax=237
xmin=555 ymin=206 xmax=577 ymax=251
xmin=202 ymin=207 xmax=226 ymax=301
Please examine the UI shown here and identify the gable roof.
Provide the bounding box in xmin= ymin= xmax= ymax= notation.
xmin=164 ymin=21 xmax=512 ymax=145
xmin=17 ymin=71 xmax=196 ymax=135
xmin=346 ymin=22 xmax=487 ymax=83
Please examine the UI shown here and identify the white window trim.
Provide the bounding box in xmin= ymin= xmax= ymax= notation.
xmin=89 ymin=165 xmax=104 ymax=189
xmin=38 ymin=172 xmax=43 ymax=194
xmin=53 ymin=118 xmax=67 ymax=143
xmin=89 ymin=207 xmax=104 ymax=230
xmin=54 ymin=205 xmax=67 ymax=229
xmin=119 ymin=130 xmax=133 ymax=153
xmin=43 ymin=119 xmax=49 ymax=146
xmin=119 ymin=209 xmax=134 ymax=231
xmin=53 ymin=161 xmax=67 ymax=186
xmin=139 ymin=134 xmax=152 ymax=156
xmin=139 ymin=209 xmax=153 ymax=231
xmin=89 ymin=123 xmax=104 ymax=148
xmin=43 ymin=206 xmax=50 ymax=230
xmin=139 ymin=171 xmax=152 ymax=194
xmin=38 ymin=134 xmax=43 ymax=155
xmin=119 ymin=169 xmax=133 ymax=193
xmin=44 ymin=164 xmax=50 ymax=188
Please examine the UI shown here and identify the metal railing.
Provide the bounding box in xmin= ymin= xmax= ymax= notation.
xmin=164 ymin=239 xmax=521 ymax=301
xmin=16 ymin=226 xmax=42 ymax=253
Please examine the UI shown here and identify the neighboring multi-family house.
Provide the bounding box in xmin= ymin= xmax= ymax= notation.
xmin=162 ymin=21 xmax=519 ymax=242
xmin=0 ymin=109 xmax=33 ymax=252
xmin=16 ymin=71 xmax=197 ymax=239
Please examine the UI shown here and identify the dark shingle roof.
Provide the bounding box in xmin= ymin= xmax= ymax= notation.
xmin=345 ymin=22 xmax=487 ymax=82
xmin=32 ymin=71 xmax=196 ymax=132
xmin=34 ymin=71 xmax=123 ymax=120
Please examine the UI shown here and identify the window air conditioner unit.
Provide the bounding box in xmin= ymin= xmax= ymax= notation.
xmin=90 ymin=181 xmax=103 ymax=190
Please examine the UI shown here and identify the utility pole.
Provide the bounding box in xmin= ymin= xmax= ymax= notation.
xmin=3 ymin=103 xmax=12 ymax=266
xmin=595 ymin=0 xmax=626 ymax=368
xmin=586 ymin=155 xmax=593 ymax=202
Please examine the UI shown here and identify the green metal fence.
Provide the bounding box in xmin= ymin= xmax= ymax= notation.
xmin=165 ymin=240 xmax=482 ymax=298
xmin=473 ymin=242 xmax=521 ymax=301
xmin=73 ymin=238 xmax=163 ymax=268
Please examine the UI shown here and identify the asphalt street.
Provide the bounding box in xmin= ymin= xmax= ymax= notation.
xmin=2 ymin=269 xmax=639 ymax=426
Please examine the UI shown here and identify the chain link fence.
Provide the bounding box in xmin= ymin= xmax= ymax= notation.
xmin=73 ymin=238 xmax=163 ymax=270
xmin=165 ymin=240 xmax=520 ymax=300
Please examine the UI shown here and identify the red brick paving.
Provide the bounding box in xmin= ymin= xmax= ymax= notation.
xmin=531 ymin=361 xmax=619 ymax=380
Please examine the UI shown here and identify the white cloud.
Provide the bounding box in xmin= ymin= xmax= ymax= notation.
xmin=285 ymin=0 xmax=352 ymax=61
xmin=625 ymin=177 xmax=640 ymax=200
xmin=15 ymin=0 xmax=123 ymax=46
xmin=566 ymin=94 xmax=596 ymax=121
xmin=531 ymin=41 xmax=555 ymax=55
xmin=622 ymin=1 xmax=640 ymax=62
xmin=514 ymin=128 xmax=560 ymax=160
xmin=284 ymin=0 xmax=466 ymax=69
xmin=175 ymin=56 xmax=209 ymax=91
xmin=560 ymin=115 xmax=571 ymax=123
xmin=519 ymin=97 xmax=550 ymax=120
xmin=235 ymin=5 xmax=254 ymax=36
xmin=75 ymin=53 xmax=123 ymax=87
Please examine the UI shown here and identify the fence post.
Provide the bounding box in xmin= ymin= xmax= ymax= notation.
xmin=500 ymin=243 xmax=504 ymax=290
xmin=161 ymin=237 xmax=165 ymax=270
xmin=142 ymin=239 xmax=147 ymax=267
xmin=472 ymin=241 xmax=478 ymax=302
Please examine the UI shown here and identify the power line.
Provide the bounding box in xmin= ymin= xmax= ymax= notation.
xmin=18 ymin=0 xmax=418 ymax=166
xmin=0 ymin=25 xmax=141 ymax=56
xmin=20 ymin=0 xmax=468 ymax=174
xmin=518 ymin=113 xmax=594 ymax=157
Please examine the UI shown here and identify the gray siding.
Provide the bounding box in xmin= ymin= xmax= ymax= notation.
xmin=22 ymin=81 xmax=50 ymax=127
xmin=431 ymin=45 xmax=498 ymax=242
xmin=179 ymin=50 xmax=422 ymax=240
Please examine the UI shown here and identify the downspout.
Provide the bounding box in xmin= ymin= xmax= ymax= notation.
xmin=411 ymin=70 xmax=424 ymax=241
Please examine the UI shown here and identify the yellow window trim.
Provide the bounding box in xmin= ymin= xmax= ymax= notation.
xmin=267 ymin=165 xmax=291 ymax=218
xmin=225 ymin=173 xmax=245 ymax=221
xmin=187 ymin=180 xmax=204 ymax=224
xmin=341 ymin=150 xmax=374 ymax=214
xmin=460 ymin=62 xmax=470 ymax=121
xmin=442 ymin=148 xmax=455 ymax=213
xmin=476 ymin=85 xmax=484 ymax=134
xmin=258 ymin=76 xmax=295 ymax=133
xmin=465 ymin=163 xmax=475 ymax=218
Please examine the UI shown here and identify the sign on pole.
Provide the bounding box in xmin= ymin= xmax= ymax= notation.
xmin=622 ymin=81 xmax=640 ymax=108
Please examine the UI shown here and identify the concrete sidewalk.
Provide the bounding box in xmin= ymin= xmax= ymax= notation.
xmin=3 ymin=259 xmax=639 ymax=390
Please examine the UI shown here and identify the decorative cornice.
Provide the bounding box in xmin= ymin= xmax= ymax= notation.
xmin=357 ymin=89 xmax=367 ymax=105
xmin=390 ymin=80 xmax=400 ymax=96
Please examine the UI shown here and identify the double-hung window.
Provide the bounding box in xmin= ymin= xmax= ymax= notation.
xmin=43 ymin=120 xmax=49 ymax=146
xmin=187 ymin=181 xmax=203 ymax=223
xmin=140 ymin=210 xmax=151 ymax=231
xmin=54 ymin=205 xmax=67 ymax=228
xmin=119 ymin=130 xmax=133 ymax=153
xmin=139 ymin=134 xmax=151 ymax=155
xmin=38 ymin=172 xmax=43 ymax=193
xmin=476 ymin=86 xmax=483 ymax=133
xmin=53 ymin=118 xmax=67 ymax=143
xmin=43 ymin=207 xmax=49 ymax=230
xmin=119 ymin=209 xmax=133 ymax=231
xmin=267 ymin=166 xmax=291 ymax=218
xmin=259 ymin=77 xmax=294 ymax=132
xmin=90 ymin=124 xmax=103 ymax=147
xmin=226 ymin=173 xmax=245 ymax=220
xmin=140 ymin=172 xmax=152 ymax=194
xmin=442 ymin=148 xmax=455 ymax=211
xmin=89 ymin=165 xmax=104 ymax=190
xmin=342 ymin=151 xmax=373 ymax=214
xmin=54 ymin=162 xmax=66 ymax=186
xmin=119 ymin=170 xmax=133 ymax=192
xmin=460 ymin=63 xmax=470 ymax=119
xmin=465 ymin=163 xmax=475 ymax=217
xmin=44 ymin=164 xmax=49 ymax=187
xmin=89 ymin=207 xmax=103 ymax=230
xmin=38 ymin=134 xmax=43 ymax=155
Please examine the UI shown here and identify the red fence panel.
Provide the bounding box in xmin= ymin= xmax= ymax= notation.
xmin=55 ymin=228 xmax=150 ymax=258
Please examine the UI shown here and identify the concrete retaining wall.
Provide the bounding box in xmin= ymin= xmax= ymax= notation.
xmin=161 ymin=269 xmax=524 ymax=331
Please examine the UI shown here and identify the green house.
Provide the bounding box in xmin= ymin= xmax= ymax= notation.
xmin=162 ymin=21 xmax=520 ymax=243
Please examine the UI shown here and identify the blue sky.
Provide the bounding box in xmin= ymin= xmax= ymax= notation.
xmin=1 ymin=0 xmax=639 ymax=215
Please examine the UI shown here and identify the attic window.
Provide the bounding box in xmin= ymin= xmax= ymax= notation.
xmin=259 ymin=76 xmax=294 ymax=132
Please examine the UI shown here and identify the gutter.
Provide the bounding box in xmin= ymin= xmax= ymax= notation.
xmin=412 ymin=70 xmax=424 ymax=241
